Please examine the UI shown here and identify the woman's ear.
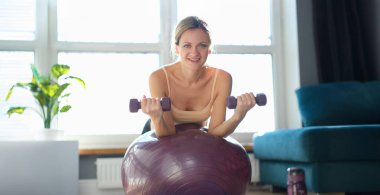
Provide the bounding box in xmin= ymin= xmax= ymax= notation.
xmin=175 ymin=45 xmax=180 ymax=54
xmin=208 ymin=49 xmax=211 ymax=54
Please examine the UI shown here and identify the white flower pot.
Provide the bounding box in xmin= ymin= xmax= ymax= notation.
xmin=33 ymin=128 xmax=64 ymax=141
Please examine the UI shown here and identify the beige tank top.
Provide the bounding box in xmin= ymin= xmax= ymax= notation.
xmin=162 ymin=67 xmax=219 ymax=124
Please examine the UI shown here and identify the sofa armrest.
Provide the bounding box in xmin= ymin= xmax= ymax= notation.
xmin=253 ymin=125 xmax=380 ymax=162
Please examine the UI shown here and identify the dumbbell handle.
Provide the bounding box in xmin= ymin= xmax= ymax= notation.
xmin=129 ymin=97 xmax=171 ymax=113
xmin=227 ymin=93 xmax=267 ymax=109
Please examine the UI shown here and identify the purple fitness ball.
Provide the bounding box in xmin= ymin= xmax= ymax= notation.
xmin=121 ymin=126 xmax=251 ymax=195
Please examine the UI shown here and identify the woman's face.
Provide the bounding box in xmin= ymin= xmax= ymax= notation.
xmin=176 ymin=28 xmax=211 ymax=70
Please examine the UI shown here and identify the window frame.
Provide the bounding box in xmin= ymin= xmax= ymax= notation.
xmin=0 ymin=0 xmax=285 ymax=148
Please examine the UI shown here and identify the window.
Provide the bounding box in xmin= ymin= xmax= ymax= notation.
xmin=207 ymin=54 xmax=275 ymax=132
xmin=0 ymin=52 xmax=37 ymax=137
xmin=0 ymin=0 xmax=36 ymax=40
xmin=0 ymin=0 xmax=38 ymax=137
xmin=58 ymin=52 xmax=158 ymax=134
xmin=1 ymin=0 xmax=280 ymax=145
xmin=177 ymin=0 xmax=271 ymax=45
xmin=57 ymin=0 xmax=160 ymax=43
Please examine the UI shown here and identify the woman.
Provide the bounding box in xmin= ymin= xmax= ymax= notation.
xmin=141 ymin=16 xmax=256 ymax=138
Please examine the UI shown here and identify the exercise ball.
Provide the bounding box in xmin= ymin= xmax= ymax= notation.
xmin=121 ymin=124 xmax=251 ymax=195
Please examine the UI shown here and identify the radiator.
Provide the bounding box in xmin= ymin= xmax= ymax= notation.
xmin=96 ymin=158 xmax=123 ymax=189
xmin=248 ymin=153 xmax=260 ymax=183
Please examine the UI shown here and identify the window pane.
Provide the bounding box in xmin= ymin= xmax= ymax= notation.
xmin=57 ymin=0 xmax=160 ymax=43
xmin=58 ymin=52 xmax=159 ymax=134
xmin=0 ymin=52 xmax=41 ymax=137
xmin=207 ymin=54 xmax=275 ymax=132
xmin=0 ymin=0 xmax=36 ymax=40
xmin=177 ymin=0 xmax=271 ymax=45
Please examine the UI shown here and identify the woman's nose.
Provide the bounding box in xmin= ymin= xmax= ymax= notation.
xmin=190 ymin=47 xmax=199 ymax=54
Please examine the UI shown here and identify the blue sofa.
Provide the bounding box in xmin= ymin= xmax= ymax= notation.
xmin=253 ymin=81 xmax=380 ymax=193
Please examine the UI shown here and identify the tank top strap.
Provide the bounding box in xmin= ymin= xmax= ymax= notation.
xmin=162 ymin=67 xmax=171 ymax=96
xmin=210 ymin=68 xmax=219 ymax=99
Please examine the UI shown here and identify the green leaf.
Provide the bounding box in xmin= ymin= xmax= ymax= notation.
xmin=5 ymin=82 xmax=32 ymax=100
xmin=52 ymin=83 xmax=70 ymax=99
xmin=61 ymin=93 xmax=71 ymax=98
xmin=45 ymin=83 xmax=60 ymax=97
xmin=65 ymin=76 xmax=86 ymax=88
xmin=29 ymin=82 xmax=39 ymax=93
xmin=5 ymin=86 xmax=14 ymax=100
xmin=60 ymin=105 xmax=71 ymax=113
xmin=34 ymin=91 xmax=47 ymax=108
xmin=31 ymin=64 xmax=42 ymax=83
xmin=52 ymin=102 xmax=59 ymax=117
xmin=7 ymin=107 xmax=26 ymax=117
xmin=31 ymin=76 xmax=38 ymax=85
xmin=51 ymin=64 xmax=70 ymax=79
xmin=31 ymin=64 xmax=53 ymax=97
xmin=39 ymin=75 xmax=51 ymax=85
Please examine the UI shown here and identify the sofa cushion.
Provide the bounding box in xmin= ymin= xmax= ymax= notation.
xmin=296 ymin=81 xmax=380 ymax=127
xmin=253 ymin=125 xmax=380 ymax=162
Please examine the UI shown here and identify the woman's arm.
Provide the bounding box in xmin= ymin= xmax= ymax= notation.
xmin=207 ymin=71 xmax=256 ymax=137
xmin=141 ymin=69 xmax=176 ymax=137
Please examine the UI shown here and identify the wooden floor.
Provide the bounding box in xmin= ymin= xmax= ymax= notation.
xmin=246 ymin=190 xmax=344 ymax=195
xmin=245 ymin=183 xmax=380 ymax=195
xmin=245 ymin=190 xmax=286 ymax=195
xmin=246 ymin=192 xmax=344 ymax=195
xmin=245 ymin=184 xmax=345 ymax=195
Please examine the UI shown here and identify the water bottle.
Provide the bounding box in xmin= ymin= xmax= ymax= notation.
xmin=287 ymin=167 xmax=307 ymax=195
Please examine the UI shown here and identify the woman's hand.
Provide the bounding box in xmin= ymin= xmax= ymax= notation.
xmin=233 ymin=92 xmax=256 ymax=120
xmin=140 ymin=95 xmax=163 ymax=121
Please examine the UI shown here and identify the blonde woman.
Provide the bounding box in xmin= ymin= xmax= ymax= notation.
xmin=141 ymin=16 xmax=256 ymax=138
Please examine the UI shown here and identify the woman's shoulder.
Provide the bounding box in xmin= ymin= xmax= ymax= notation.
xmin=149 ymin=64 xmax=178 ymax=88
xmin=207 ymin=67 xmax=232 ymax=97
xmin=150 ymin=64 xmax=173 ymax=79
xmin=212 ymin=67 xmax=232 ymax=81
xmin=149 ymin=69 xmax=165 ymax=87
xmin=149 ymin=69 xmax=163 ymax=81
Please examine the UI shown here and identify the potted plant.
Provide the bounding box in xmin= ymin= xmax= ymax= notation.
xmin=5 ymin=64 xmax=85 ymax=131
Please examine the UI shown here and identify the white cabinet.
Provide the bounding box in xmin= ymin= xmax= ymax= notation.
xmin=0 ymin=141 xmax=79 ymax=195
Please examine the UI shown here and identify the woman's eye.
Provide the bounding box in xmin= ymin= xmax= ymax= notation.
xmin=200 ymin=44 xmax=208 ymax=48
xmin=183 ymin=44 xmax=191 ymax=48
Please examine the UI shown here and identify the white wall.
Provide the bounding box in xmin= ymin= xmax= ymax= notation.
xmin=280 ymin=0 xmax=302 ymax=129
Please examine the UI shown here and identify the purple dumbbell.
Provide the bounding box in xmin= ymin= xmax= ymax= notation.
xmin=227 ymin=93 xmax=267 ymax=109
xmin=129 ymin=97 xmax=171 ymax=113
